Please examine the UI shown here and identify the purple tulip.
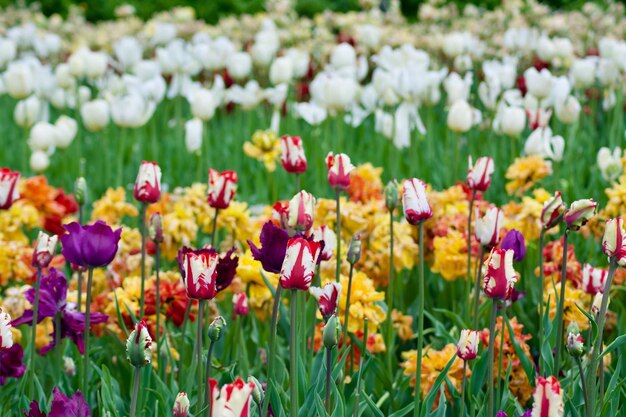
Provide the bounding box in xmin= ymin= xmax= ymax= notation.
xmin=0 ymin=343 xmax=25 ymax=385
xmin=248 ymin=221 xmax=290 ymax=274
xmin=60 ymin=221 xmax=122 ymax=268
xmin=518 ymin=410 xmax=531 ymax=417
xmin=23 ymin=388 xmax=90 ymax=417
xmin=12 ymin=269 xmax=108 ymax=354
xmin=500 ymin=229 xmax=526 ymax=262
xmin=496 ymin=412 xmax=508 ymax=417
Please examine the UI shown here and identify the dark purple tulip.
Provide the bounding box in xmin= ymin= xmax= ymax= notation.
xmin=23 ymin=388 xmax=90 ymax=417
xmin=496 ymin=412 xmax=508 ymax=417
xmin=518 ymin=410 xmax=531 ymax=417
xmin=12 ymin=269 xmax=108 ymax=354
xmin=0 ymin=344 xmax=26 ymax=385
xmin=500 ymin=229 xmax=526 ymax=262
xmin=60 ymin=221 xmax=122 ymax=268
xmin=248 ymin=221 xmax=290 ymax=274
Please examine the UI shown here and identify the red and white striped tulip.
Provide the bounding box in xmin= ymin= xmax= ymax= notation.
xmin=32 ymin=231 xmax=59 ymax=268
xmin=208 ymin=169 xmax=238 ymax=209
xmin=531 ymin=376 xmax=564 ymax=417
xmin=466 ymin=156 xmax=494 ymax=192
xmin=280 ymin=237 xmax=322 ymax=291
xmin=541 ymin=191 xmax=564 ymax=230
xmin=288 ymin=190 xmax=315 ymax=233
xmin=309 ymin=282 xmax=342 ymax=320
xmin=312 ymin=225 xmax=336 ymax=261
xmin=602 ymin=217 xmax=626 ymax=267
xmin=482 ymin=248 xmax=518 ymax=300
xmin=0 ymin=307 xmax=12 ymax=349
xmin=326 ymin=152 xmax=355 ymax=190
xmin=402 ymin=178 xmax=432 ymax=225
xmin=209 ymin=377 xmax=255 ymax=417
xmin=475 ymin=207 xmax=503 ymax=248
xmin=582 ymin=264 xmax=608 ymax=295
xmin=178 ymin=248 xmax=219 ymax=300
xmin=232 ymin=292 xmax=249 ymax=317
xmin=564 ymin=199 xmax=596 ymax=230
xmin=133 ymin=161 xmax=162 ymax=203
xmin=280 ymin=135 xmax=307 ymax=174
xmin=456 ymin=329 xmax=479 ymax=361
xmin=0 ymin=168 xmax=20 ymax=210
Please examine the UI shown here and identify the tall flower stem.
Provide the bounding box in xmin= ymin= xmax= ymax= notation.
xmin=342 ymin=263 xmax=355 ymax=349
xmin=178 ymin=301 xmax=192 ymax=387
xmin=472 ymin=246 xmax=485 ymax=330
xmin=538 ymin=229 xmax=546 ymax=375
xmin=195 ymin=300 xmax=206 ymax=414
xmin=211 ymin=208 xmax=219 ymax=247
xmin=290 ymin=290 xmax=299 ymax=417
xmin=28 ymin=266 xmax=43 ymax=398
xmin=155 ymin=243 xmax=162 ymax=379
xmin=413 ymin=221 xmax=425 ymax=417
xmin=586 ymin=258 xmax=617 ymax=417
xmin=487 ymin=300 xmax=498 ymax=417
xmin=465 ymin=190 xmax=477 ymax=318
xmin=385 ymin=210 xmax=395 ymax=371
xmin=263 ymin=284 xmax=283 ymax=417
xmin=296 ymin=174 xmax=301 ymax=193
xmin=129 ymin=367 xmax=141 ymax=417
xmin=139 ymin=203 xmax=147 ymax=318
xmin=576 ymin=356 xmax=589 ymax=409
xmin=325 ymin=346 xmax=332 ymax=413
xmin=77 ymin=203 xmax=84 ymax=312
xmin=335 ymin=189 xmax=341 ymax=283
xmin=204 ymin=340 xmax=215 ymax=417
xmin=352 ymin=318 xmax=369 ymax=417
xmin=55 ymin=312 xmax=62 ymax=375
xmin=83 ymin=268 xmax=95 ymax=396
xmin=459 ymin=361 xmax=468 ymax=417
xmin=554 ymin=228 xmax=569 ymax=377
xmin=496 ymin=309 xmax=507 ymax=409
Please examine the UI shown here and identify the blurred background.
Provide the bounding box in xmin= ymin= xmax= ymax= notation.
xmin=0 ymin=0 xmax=619 ymax=23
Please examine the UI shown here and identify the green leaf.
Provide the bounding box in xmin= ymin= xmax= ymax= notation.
xmin=471 ymin=351 xmax=489 ymax=398
xmin=388 ymin=402 xmax=414 ymax=417
xmin=361 ymin=389 xmax=385 ymax=417
xmin=433 ymin=307 xmax=467 ymax=330
xmin=421 ymin=355 xmax=455 ymax=417
xmin=505 ymin=317 xmax=536 ymax=387
xmin=600 ymin=334 xmax=626 ymax=358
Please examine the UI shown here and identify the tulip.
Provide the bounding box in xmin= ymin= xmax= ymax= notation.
xmin=602 ymin=217 xmax=626 ymax=266
xmin=28 ymin=122 xmax=58 ymax=152
xmin=500 ymin=229 xmax=526 ymax=262
xmin=208 ymin=169 xmax=238 ymax=209
xmin=524 ymin=68 xmax=554 ymax=99
xmin=233 ymin=292 xmax=249 ymax=317
xmin=133 ymin=161 xmax=162 ymax=204
xmin=4 ymin=61 xmax=34 ymax=99
xmin=541 ymin=192 xmax=565 ymax=230
xmin=185 ymin=118 xmax=203 ymax=154
xmin=499 ymin=106 xmax=526 ymax=136
xmin=447 ymin=99 xmax=473 ymax=133
xmin=466 ymin=156 xmax=494 ymax=192
xmin=14 ymin=96 xmax=42 ymax=128
xmin=287 ymin=190 xmax=315 ymax=233
xmin=325 ymin=152 xmax=355 ymax=190
xmin=270 ymin=56 xmax=293 ymax=85
xmin=347 ymin=233 xmax=362 ymax=265
xmin=80 ymin=99 xmax=110 ymax=132
xmin=591 ymin=293 xmax=605 ymax=316
xmin=570 ymin=58 xmax=596 ymax=89
xmin=475 ymin=207 xmax=503 ymax=248
xmin=208 ymin=316 xmax=226 ymax=342
xmin=61 ymin=221 xmax=122 ymax=268
xmin=208 ymin=378 xmax=255 ymax=417
xmin=456 ymin=329 xmax=479 ymax=361
xmin=322 ymin=314 xmax=341 ymax=349
xmin=312 ymin=225 xmax=336 ymax=261
xmin=596 ymin=147 xmax=622 ymax=182
xmin=0 ymin=168 xmax=20 ymax=210
xmin=566 ymin=326 xmax=584 ymax=358
xmin=564 ymin=199 xmax=596 ymax=230
xmin=0 ymin=307 xmax=13 ymax=349
xmin=280 ymin=135 xmax=307 ymax=174
xmin=189 ymin=88 xmax=217 ymax=121
xmin=127 ymin=320 xmax=152 ymax=417
xmin=23 ymin=388 xmax=89 ymax=417
xmin=402 ymin=178 xmax=433 ymax=225
xmin=531 ymin=376 xmax=564 ymax=417
xmin=149 ymin=212 xmax=164 ymax=243
xmin=555 ymin=96 xmax=581 ymax=124
xmin=280 ymin=237 xmax=321 ymax=291
xmin=30 ymin=151 xmax=50 ymax=173
xmin=54 ymin=116 xmax=78 ymax=149
xmin=32 ymin=231 xmax=58 ymax=268
xmin=176 ymin=247 xmax=219 ymax=300
xmin=385 ymin=179 xmax=399 ymax=211
xmin=227 ymin=52 xmax=252 ymax=80
xmin=582 ymin=264 xmax=608 ymax=295
xmin=173 ymin=392 xmax=190 ymax=417
xmin=482 ymin=248 xmax=518 ymax=300
xmin=309 ymin=282 xmax=341 ymax=320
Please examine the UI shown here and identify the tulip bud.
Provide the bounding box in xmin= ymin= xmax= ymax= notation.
xmin=385 ymin=180 xmax=399 ymax=212
xmin=126 ymin=320 xmax=152 ymax=368
xmin=287 ymin=190 xmax=315 ymax=233
xmin=63 ymin=356 xmax=76 ymax=377
xmin=149 ymin=212 xmax=164 ymax=243
xmin=475 ymin=207 xmax=503 ymax=248
xmin=32 ymin=231 xmax=59 ymax=268
xmin=541 ymin=191 xmax=564 ymax=230
xmin=500 ymin=229 xmax=526 ymax=262
xmin=456 ymin=329 xmax=479 ymax=361
xmin=208 ymin=169 xmax=238 ymax=209
xmin=466 ymin=156 xmax=494 ymax=192
xmin=323 ymin=314 xmax=341 ymax=348
xmin=173 ymin=392 xmax=190 ymax=417
xmin=482 ymin=248 xmax=518 ymax=300
xmin=564 ymin=199 xmax=596 ymax=230
xmin=602 ymin=218 xmax=626 ymax=266
xmin=347 ymin=234 xmax=362 ymax=265
xmin=591 ymin=293 xmax=607 ymax=316
xmin=566 ymin=324 xmax=584 ymax=358
xmin=326 ymin=152 xmax=355 ymax=190
xmin=582 ymin=264 xmax=608 ymax=295
xmin=233 ymin=292 xmax=249 ymax=317
xmin=134 ymin=161 xmax=162 ymax=204
xmin=280 ymin=135 xmax=307 ymax=174
xmin=402 ymin=178 xmax=433 ymax=224
xmin=74 ymin=176 xmax=87 ymax=206
xmin=208 ymin=316 xmax=226 ymax=342
xmin=309 ymin=282 xmax=342 ymax=320
xmin=248 ymin=375 xmax=264 ymax=408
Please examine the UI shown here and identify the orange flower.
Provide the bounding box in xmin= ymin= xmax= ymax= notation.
xmin=392 ymin=309 xmax=414 ymax=342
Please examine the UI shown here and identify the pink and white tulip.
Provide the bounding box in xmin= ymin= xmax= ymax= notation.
xmin=456 ymin=329 xmax=479 ymax=361
xmin=531 ymin=376 xmax=564 ymax=417
xmin=208 ymin=169 xmax=238 ymax=209
xmin=482 ymin=248 xmax=518 ymax=300
xmin=309 ymin=282 xmax=342 ymax=320
xmin=0 ymin=168 xmax=20 ymax=210
xmin=280 ymin=237 xmax=322 ymax=291
xmin=133 ymin=161 xmax=162 ymax=204
xmin=402 ymin=178 xmax=432 ymax=225
xmin=466 ymin=156 xmax=494 ymax=192
xmin=475 ymin=207 xmax=503 ymax=248
xmin=280 ymin=135 xmax=307 ymax=174
xmin=326 ymin=152 xmax=355 ymax=190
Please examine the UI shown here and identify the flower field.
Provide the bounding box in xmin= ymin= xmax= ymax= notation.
xmin=0 ymin=1 xmax=625 ymax=416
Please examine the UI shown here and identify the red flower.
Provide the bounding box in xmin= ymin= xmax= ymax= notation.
xmin=326 ymin=152 xmax=354 ymax=190
xmin=280 ymin=135 xmax=307 ymax=174
xmin=177 ymin=247 xmax=219 ymax=300
xmin=482 ymin=248 xmax=518 ymax=300
xmin=133 ymin=161 xmax=162 ymax=204
xmin=208 ymin=169 xmax=238 ymax=209
xmin=0 ymin=168 xmax=20 ymax=210
xmin=280 ymin=237 xmax=321 ymax=291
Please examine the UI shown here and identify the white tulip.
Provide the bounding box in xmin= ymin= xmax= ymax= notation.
xmin=499 ymin=106 xmax=526 ymax=136
xmin=597 ymin=59 xmax=619 ymax=86
xmin=226 ymin=81 xmax=262 ymax=109
xmin=284 ymin=48 xmax=310 ymax=79
xmin=251 ymin=30 xmax=279 ymax=67
xmin=447 ymin=100 xmax=473 ymax=133
xmin=114 ymin=37 xmax=143 ymax=70
xmin=29 ymin=122 xmax=58 ymax=151
xmin=227 ymin=52 xmax=252 ymax=81
xmin=524 ymin=67 xmax=553 ymax=99
xmin=4 ymin=61 xmax=34 ymax=99
xmin=151 ymin=23 xmax=177 ymax=46
xmin=269 ymin=57 xmax=293 ymax=85
xmin=597 ymin=147 xmax=622 ymax=182
xmin=68 ymin=49 xmax=87 ymax=77
xmin=14 ymin=96 xmax=42 ymax=128
xmin=185 ymin=118 xmax=203 ymax=153
xmin=111 ymin=94 xmax=155 ymax=128
xmin=524 ymin=127 xmax=564 ymax=161
xmin=555 ymin=96 xmax=581 ymax=124
xmin=295 ymin=102 xmax=327 ymax=126
xmin=54 ymin=116 xmax=78 ymax=148
xmin=569 ymin=58 xmax=597 ymax=89
xmin=80 ymin=99 xmax=110 ymax=132
xmin=356 ymin=25 xmax=381 ymax=50
xmin=85 ymin=52 xmax=109 ymax=79
xmin=30 ymin=150 xmax=50 ymax=172
xmin=536 ymin=36 xmax=555 ymax=62
xmin=442 ymin=32 xmax=467 ymax=58
xmin=330 ymin=43 xmax=356 ymax=69
xmin=444 ymin=72 xmax=472 ymax=105
xmin=0 ymin=38 xmax=17 ymax=68
xmin=54 ymin=63 xmax=75 ymax=89
xmin=189 ymin=88 xmax=217 ymax=121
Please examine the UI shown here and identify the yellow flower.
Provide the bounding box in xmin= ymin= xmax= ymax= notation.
xmin=237 ymin=251 xmax=278 ymax=320
xmin=545 ymin=281 xmax=590 ymax=330
xmin=431 ymin=230 xmax=469 ymax=281
xmin=36 ymin=317 xmax=54 ymax=350
xmin=428 ymin=184 xmax=469 ymax=219
xmin=0 ymin=285 xmax=30 ymax=318
xmin=502 ymin=188 xmax=552 ymax=241
xmin=0 ymin=200 xmax=40 ymax=243
xmin=0 ymin=241 xmax=34 ymax=286
xmin=162 ymin=202 xmax=199 ymax=260
xmin=347 ymin=163 xmax=384 ymax=203
xmin=392 ymin=309 xmax=414 ymax=342
xmin=199 ymin=201 xmax=254 ymax=244
xmin=603 ymin=173 xmax=626 ymax=218
xmin=401 ymin=344 xmax=468 ymax=402
xmin=505 ymin=156 xmax=552 ymax=196
xmin=91 ymin=187 xmax=139 ymax=224
xmin=243 ymin=130 xmax=280 ymax=172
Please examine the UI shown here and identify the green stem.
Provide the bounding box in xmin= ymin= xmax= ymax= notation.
xmin=386 ymin=209 xmax=395 ymax=372
xmin=342 ymin=264 xmax=355 ymax=347
xmin=465 ymin=191 xmax=476 ymax=318
xmin=139 ymin=203 xmax=147 ymax=318
xmin=496 ymin=309 xmax=506 ymax=410
xmin=204 ymin=340 xmax=215 ymax=417
xmin=335 ymin=189 xmax=341 ymax=283
xmin=211 ymin=208 xmax=219 ymax=248
xmin=554 ymin=228 xmax=569 ymax=377
xmin=472 ymin=246 xmax=485 ymax=330
xmin=238 ymin=316 xmax=250 ymax=375
xmin=178 ymin=301 xmax=192 ymax=387
xmin=55 ymin=312 xmax=62 ymax=377
xmin=196 ymin=300 xmax=206 ymax=415
xmin=263 ymin=284 xmax=283 ymax=417
xmin=538 ymin=229 xmax=545 ymax=376
xmin=28 ymin=266 xmax=42 ymax=399
xmin=290 ymin=290 xmax=299 ymax=417
xmin=487 ymin=300 xmax=498 ymax=417
xmin=155 ymin=243 xmax=162 ymax=380
xmin=576 ymin=356 xmax=588 ymax=410
xmin=325 ymin=346 xmax=332 ymax=413
xmin=353 ymin=318 xmax=369 ymax=417
xmin=83 ymin=268 xmax=94 ymax=396
xmin=77 ymin=270 xmax=83 ymax=313
xmin=296 ymin=174 xmax=301 ymax=193
xmin=129 ymin=367 xmax=141 ymax=417
xmin=413 ymin=221 xmax=425 ymax=417
xmin=460 ymin=361 xmax=468 ymax=417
